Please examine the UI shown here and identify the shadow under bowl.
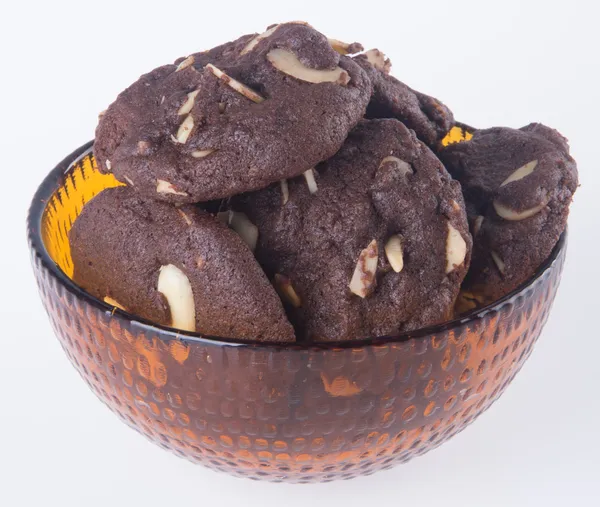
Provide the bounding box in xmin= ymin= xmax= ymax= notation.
xmin=27 ymin=141 xmax=567 ymax=483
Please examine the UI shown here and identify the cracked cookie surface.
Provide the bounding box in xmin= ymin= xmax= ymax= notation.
xmin=233 ymin=119 xmax=471 ymax=342
xmin=95 ymin=22 xmax=372 ymax=203
xmin=70 ymin=187 xmax=295 ymax=342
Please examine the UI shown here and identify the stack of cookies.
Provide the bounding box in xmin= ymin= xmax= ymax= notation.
xmin=70 ymin=22 xmax=578 ymax=343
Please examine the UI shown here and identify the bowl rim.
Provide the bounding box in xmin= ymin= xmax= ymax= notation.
xmin=27 ymin=141 xmax=567 ymax=349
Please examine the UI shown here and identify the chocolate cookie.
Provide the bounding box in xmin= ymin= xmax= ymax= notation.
xmin=232 ymin=119 xmax=472 ymax=342
xmin=69 ymin=187 xmax=295 ymax=342
xmin=95 ymin=22 xmax=372 ymax=203
xmin=354 ymin=50 xmax=454 ymax=148
xmin=441 ymin=123 xmax=578 ymax=303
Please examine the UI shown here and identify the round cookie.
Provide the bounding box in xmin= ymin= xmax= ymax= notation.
xmin=69 ymin=187 xmax=295 ymax=343
xmin=95 ymin=22 xmax=372 ymax=203
xmin=232 ymin=119 xmax=472 ymax=343
xmin=440 ymin=123 xmax=578 ymax=303
xmin=354 ymin=49 xmax=454 ymax=148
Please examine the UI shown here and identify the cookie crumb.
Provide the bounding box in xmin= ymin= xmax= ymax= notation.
xmin=178 ymin=90 xmax=200 ymax=116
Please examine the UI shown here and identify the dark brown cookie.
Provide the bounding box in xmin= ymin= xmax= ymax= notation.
xmin=69 ymin=187 xmax=295 ymax=342
xmin=232 ymin=119 xmax=472 ymax=343
xmin=440 ymin=123 xmax=578 ymax=303
xmin=354 ymin=50 xmax=454 ymax=148
xmin=94 ymin=22 xmax=372 ymax=203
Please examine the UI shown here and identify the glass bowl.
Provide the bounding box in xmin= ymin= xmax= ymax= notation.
xmin=27 ymin=138 xmax=567 ymax=483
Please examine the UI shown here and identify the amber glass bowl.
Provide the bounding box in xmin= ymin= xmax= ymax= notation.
xmin=27 ymin=139 xmax=567 ymax=483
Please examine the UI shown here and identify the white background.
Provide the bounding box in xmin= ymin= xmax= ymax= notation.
xmin=1 ymin=0 xmax=599 ymax=505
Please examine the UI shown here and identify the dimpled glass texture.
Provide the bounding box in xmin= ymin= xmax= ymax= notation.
xmin=28 ymin=129 xmax=567 ymax=483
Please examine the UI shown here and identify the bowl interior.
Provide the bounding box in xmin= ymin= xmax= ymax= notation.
xmin=41 ymin=148 xmax=123 ymax=279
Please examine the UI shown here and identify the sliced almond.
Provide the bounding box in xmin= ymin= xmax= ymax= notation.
xmin=473 ymin=215 xmax=484 ymax=236
xmin=98 ymin=109 xmax=107 ymax=119
xmin=491 ymin=251 xmax=505 ymax=275
xmin=267 ymin=48 xmax=350 ymax=85
xmin=175 ymin=114 xmax=194 ymax=144
xmin=493 ymin=200 xmax=546 ymax=221
xmin=450 ymin=199 xmax=461 ymax=211
xmin=176 ymin=55 xmax=195 ymax=72
xmin=218 ymin=211 xmax=259 ymax=251
xmin=229 ymin=211 xmax=259 ymax=251
xmin=178 ymin=89 xmax=200 ymax=116
xmin=349 ymin=240 xmax=378 ymax=298
xmin=104 ymin=296 xmax=127 ymax=311
xmin=191 ymin=149 xmax=215 ymax=158
xmin=385 ymin=235 xmax=404 ymax=273
xmin=241 ymin=25 xmax=280 ymax=55
xmin=280 ymin=179 xmax=289 ymax=205
xmin=446 ymin=223 xmax=467 ymax=274
xmin=364 ymin=49 xmax=392 ymax=73
xmin=500 ymin=160 xmax=538 ymax=187
xmin=157 ymin=264 xmax=196 ymax=332
xmin=105 ymin=159 xmax=112 ymax=171
xmin=178 ymin=209 xmax=193 ymax=226
xmin=206 ymin=64 xmax=265 ymax=103
xmin=156 ymin=179 xmax=189 ymax=197
xmin=274 ymin=274 xmax=302 ymax=308
xmin=123 ymin=176 xmax=135 ymax=186
xmin=379 ymin=156 xmax=413 ymax=177
xmin=328 ymin=39 xmax=364 ymax=55
xmin=303 ymin=169 xmax=318 ymax=194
